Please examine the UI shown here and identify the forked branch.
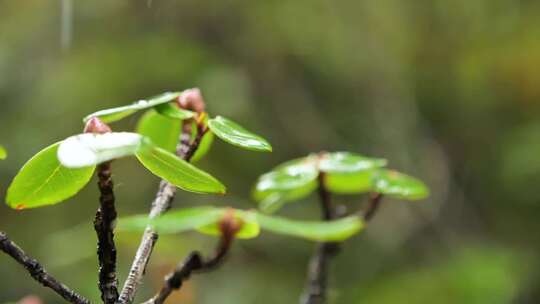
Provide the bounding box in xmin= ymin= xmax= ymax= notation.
xmin=119 ymin=89 xmax=207 ymax=304
xmin=142 ymin=212 xmax=240 ymax=304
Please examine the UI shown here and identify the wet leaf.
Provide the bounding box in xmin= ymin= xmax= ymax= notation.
xmin=83 ymin=91 xmax=181 ymax=123
xmin=319 ymin=152 xmax=387 ymax=174
xmin=136 ymin=145 xmax=226 ymax=194
xmin=253 ymin=156 xmax=319 ymax=213
xmin=6 ymin=143 xmax=95 ymax=209
xmin=208 ymin=116 xmax=272 ymax=152
xmin=370 ymin=169 xmax=429 ymax=200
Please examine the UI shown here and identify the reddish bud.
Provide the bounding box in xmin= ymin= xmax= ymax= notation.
xmin=176 ymin=88 xmax=206 ymax=113
xmin=19 ymin=296 xmax=43 ymax=304
xmin=218 ymin=208 xmax=242 ymax=238
xmin=84 ymin=117 xmax=112 ymax=134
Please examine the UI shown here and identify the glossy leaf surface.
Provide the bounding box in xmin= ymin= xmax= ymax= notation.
xmin=135 ymin=146 xmax=226 ymax=194
xmin=83 ymin=91 xmax=181 ymax=123
xmin=255 ymin=213 xmax=364 ymax=242
xmin=370 ymin=169 xmax=429 ymax=200
xmin=137 ymin=110 xmax=181 ymax=153
xmin=319 ymin=152 xmax=387 ymax=174
xmin=253 ymin=156 xmax=318 ymax=213
xmin=58 ymin=132 xmax=146 ymax=168
xmin=6 ymin=143 xmax=95 ymax=209
xmin=208 ymin=116 xmax=272 ymax=152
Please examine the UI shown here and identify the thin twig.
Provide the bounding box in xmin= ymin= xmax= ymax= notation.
xmin=363 ymin=193 xmax=383 ymax=222
xmin=119 ymin=90 xmax=207 ymax=304
xmin=0 ymin=232 xmax=90 ymax=304
xmin=141 ymin=227 xmax=235 ymax=304
xmin=94 ymin=162 xmax=119 ymax=304
xmin=300 ymin=172 xmax=338 ymax=304
xmin=118 ymin=123 xmax=192 ymax=304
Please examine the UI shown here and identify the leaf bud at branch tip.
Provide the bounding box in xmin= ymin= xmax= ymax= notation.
xmin=176 ymin=88 xmax=206 ymax=113
xmin=84 ymin=117 xmax=112 ymax=134
xmin=218 ymin=208 xmax=242 ymax=239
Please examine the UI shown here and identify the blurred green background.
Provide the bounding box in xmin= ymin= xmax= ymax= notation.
xmin=1 ymin=1 xmax=539 ymax=303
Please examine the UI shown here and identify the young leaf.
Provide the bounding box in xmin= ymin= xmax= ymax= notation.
xmin=370 ymin=169 xmax=430 ymax=200
xmin=83 ymin=92 xmax=182 ymax=123
xmin=154 ymin=102 xmax=195 ymax=120
xmin=135 ymin=146 xmax=226 ymax=194
xmin=118 ymin=207 xmax=225 ymax=234
xmin=6 ymin=142 xmax=95 ymax=209
xmin=253 ymin=156 xmax=318 ymax=213
xmin=191 ymin=130 xmax=214 ymax=163
xmin=0 ymin=145 xmax=6 ymax=160
xmin=137 ymin=110 xmax=181 ymax=153
xmin=208 ymin=116 xmax=272 ymax=152
xmin=197 ymin=210 xmax=260 ymax=239
xmin=319 ymin=152 xmax=387 ymax=174
xmin=325 ymin=170 xmax=374 ymax=194
xmin=58 ymin=132 xmax=147 ymax=168
xmin=255 ymin=213 xmax=364 ymax=242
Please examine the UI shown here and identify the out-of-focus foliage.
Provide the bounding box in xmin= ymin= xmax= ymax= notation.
xmin=0 ymin=0 xmax=539 ymax=303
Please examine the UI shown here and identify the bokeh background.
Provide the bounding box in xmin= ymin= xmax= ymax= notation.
xmin=1 ymin=1 xmax=540 ymax=303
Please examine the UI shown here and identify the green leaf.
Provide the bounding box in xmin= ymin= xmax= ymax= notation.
xmin=190 ymin=118 xmax=214 ymax=163
xmin=137 ymin=110 xmax=182 ymax=153
xmin=83 ymin=91 xmax=182 ymax=123
xmin=119 ymin=207 xmax=361 ymax=242
xmin=197 ymin=210 xmax=260 ymax=239
xmin=319 ymin=152 xmax=387 ymax=174
xmin=253 ymin=156 xmax=319 ymax=213
xmin=118 ymin=207 xmax=225 ymax=234
xmin=370 ymin=169 xmax=430 ymax=200
xmin=255 ymin=213 xmax=364 ymax=242
xmin=208 ymin=116 xmax=272 ymax=152
xmin=58 ymin=132 xmax=147 ymax=168
xmin=154 ymin=102 xmax=195 ymax=120
xmin=6 ymin=143 xmax=95 ymax=209
xmin=0 ymin=145 xmax=6 ymax=160
xmin=325 ymin=170 xmax=374 ymax=194
xmin=135 ymin=146 xmax=226 ymax=194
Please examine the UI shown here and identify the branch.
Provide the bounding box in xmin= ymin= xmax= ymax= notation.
xmin=300 ymin=172 xmax=339 ymax=304
xmin=0 ymin=232 xmax=90 ymax=304
xmin=119 ymin=89 xmax=207 ymax=304
xmin=141 ymin=228 xmax=235 ymax=304
xmin=363 ymin=193 xmax=383 ymax=222
xmin=94 ymin=162 xmax=119 ymax=304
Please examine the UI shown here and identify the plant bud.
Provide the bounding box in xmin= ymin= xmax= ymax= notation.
xmin=84 ymin=117 xmax=112 ymax=134
xmin=218 ymin=208 xmax=242 ymax=238
xmin=177 ymin=88 xmax=206 ymax=113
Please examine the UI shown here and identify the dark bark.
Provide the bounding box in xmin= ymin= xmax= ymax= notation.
xmin=142 ymin=227 xmax=235 ymax=304
xmin=300 ymin=172 xmax=339 ymax=304
xmin=94 ymin=162 xmax=119 ymax=304
xmin=363 ymin=193 xmax=383 ymax=222
xmin=0 ymin=232 xmax=90 ymax=304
